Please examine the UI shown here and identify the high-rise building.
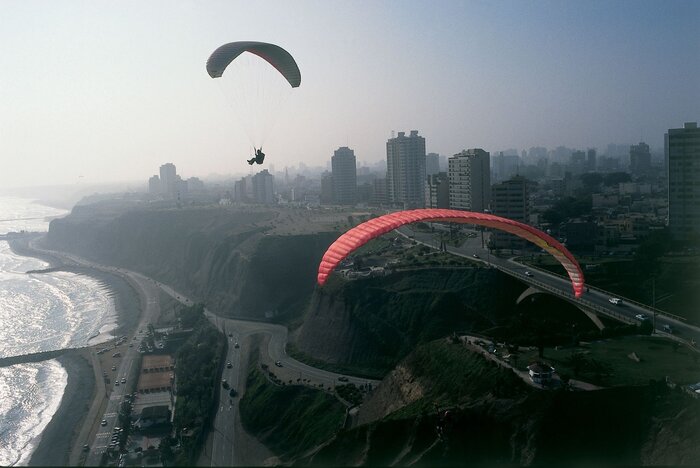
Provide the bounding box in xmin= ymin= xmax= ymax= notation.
xmin=320 ymin=172 xmax=333 ymax=205
xmin=490 ymin=176 xmax=530 ymax=250
xmin=252 ymin=169 xmax=275 ymax=204
xmin=448 ymin=149 xmax=491 ymax=212
xmin=666 ymin=122 xmax=700 ymax=242
xmin=159 ymin=163 xmax=177 ymax=196
xmin=587 ymin=149 xmax=597 ymax=171
xmin=492 ymin=152 xmax=520 ymax=182
xmin=570 ymin=150 xmax=586 ymax=174
xmin=425 ymin=172 xmax=449 ymax=209
xmin=386 ymin=130 xmax=426 ymax=208
xmin=148 ymin=175 xmax=161 ymax=194
xmin=234 ymin=177 xmax=247 ymax=202
xmin=426 ymin=153 xmax=440 ymax=176
xmin=630 ymin=142 xmax=651 ymax=177
xmin=331 ymin=147 xmax=357 ymax=205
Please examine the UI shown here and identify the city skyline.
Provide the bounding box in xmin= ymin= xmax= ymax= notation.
xmin=1 ymin=0 xmax=698 ymax=188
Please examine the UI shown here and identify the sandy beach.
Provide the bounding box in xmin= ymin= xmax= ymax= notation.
xmin=8 ymin=237 xmax=143 ymax=466
xmin=27 ymin=351 xmax=94 ymax=466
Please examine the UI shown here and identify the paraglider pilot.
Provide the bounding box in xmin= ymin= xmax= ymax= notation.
xmin=247 ymin=147 xmax=265 ymax=165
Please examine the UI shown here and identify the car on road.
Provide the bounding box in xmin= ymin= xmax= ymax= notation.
xmin=524 ymin=271 xmax=533 ymax=277
xmin=338 ymin=376 xmax=349 ymax=382
xmin=635 ymin=314 xmax=649 ymax=321
xmin=121 ymin=378 xmax=126 ymax=384
xmin=234 ymin=342 xmax=240 ymax=349
xmin=608 ymin=297 xmax=623 ymax=305
xmin=115 ymin=381 xmax=119 ymax=386
xmin=222 ymin=380 xmax=230 ymax=389
xmin=228 ymin=332 xmax=233 ymax=337
xmin=101 ymin=419 xmax=107 ymax=426
xmin=663 ymin=324 xmax=674 ymax=333
xmin=275 ymin=360 xmax=282 ymax=367
xmin=229 ymin=388 xmax=238 ymax=398
xmin=111 ymin=366 xmax=116 ymax=371
xmin=472 ymin=253 xmax=480 ymax=259
xmin=226 ymin=362 xmax=233 ymax=368
xmin=82 ymin=444 xmax=89 ymax=452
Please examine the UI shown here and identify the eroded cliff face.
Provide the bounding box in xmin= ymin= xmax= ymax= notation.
xmin=294 ymin=268 xmax=523 ymax=373
xmin=47 ymin=203 xmax=337 ymax=320
xmin=302 ymin=340 xmax=700 ymax=467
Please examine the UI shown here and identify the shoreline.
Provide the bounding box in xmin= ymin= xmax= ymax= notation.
xmin=5 ymin=237 xmax=143 ymax=466
xmin=27 ymin=351 xmax=95 ymax=467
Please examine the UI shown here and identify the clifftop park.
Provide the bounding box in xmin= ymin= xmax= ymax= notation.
xmin=31 ymin=199 xmax=700 ymax=465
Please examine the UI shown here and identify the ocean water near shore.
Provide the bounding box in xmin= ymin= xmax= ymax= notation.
xmin=0 ymin=197 xmax=117 ymax=466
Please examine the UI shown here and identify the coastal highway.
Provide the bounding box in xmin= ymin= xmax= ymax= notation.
xmin=28 ymin=238 xmax=379 ymax=467
xmin=399 ymin=225 xmax=700 ymax=345
xmin=25 ymin=238 xmax=164 ymax=465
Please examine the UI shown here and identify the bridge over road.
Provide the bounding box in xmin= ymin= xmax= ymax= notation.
xmin=398 ymin=226 xmax=700 ymax=347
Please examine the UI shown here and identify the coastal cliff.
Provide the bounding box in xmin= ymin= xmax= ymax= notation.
xmin=47 ymin=203 xmax=337 ymax=321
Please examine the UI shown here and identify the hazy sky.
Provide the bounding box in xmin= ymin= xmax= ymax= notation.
xmin=1 ymin=0 xmax=698 ymax=188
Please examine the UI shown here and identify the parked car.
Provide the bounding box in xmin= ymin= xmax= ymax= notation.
xmin=101 ymin=419 xmax=107 ymax=426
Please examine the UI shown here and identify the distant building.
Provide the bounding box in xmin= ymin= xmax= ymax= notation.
xmin=234 ymin=178 xmax=248 ymax=202
xmin=370 ymin=177 xmax=388 ymax=206
xmin=587 ymin=149 xmax=597 ymax=171
xmin=492 ymin=152 xmax=520 ymax=182
xmin=426 ymin=153 xmax=440 ymax=176
xmin=187 ymin=177 xmax=204 ymax=192
xmin=252 ymin=169 xmax=275 ymax=204
xmin=425 ymin=172 xmax=449 ymax=209
xmin=490 ymin=176 xmax=530 ymax=250
xmin=448 ymin=148 xmax=491 ymax=212
xmin=148 ymin=175 xmax=161 ymax=194
xmin=320 ymin=171 xmax=333 ymax=205
xmin=386 ymin=130 xmax=426 ymax=208
xmin=159 ymin=163 xmax=177 ymax=196
xmin=630 ymin=142 xmax=651 ymax=177
xmin=331 ymin=147 xmax=357 ymax=205
xmin=571 ymin=150 xmax=586 ymax=174
xmin=666 ymin=122 xmax=700 ymax=243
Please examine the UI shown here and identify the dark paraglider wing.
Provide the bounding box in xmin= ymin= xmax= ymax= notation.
xmin=206 ymin=41 xmax=301 ymax=88
xmin=317 ymin=209 xmax=586 ymax=298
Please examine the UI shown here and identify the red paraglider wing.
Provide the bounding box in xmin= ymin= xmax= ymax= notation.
xmin=317 ymin=209 xmax=585 ymax=298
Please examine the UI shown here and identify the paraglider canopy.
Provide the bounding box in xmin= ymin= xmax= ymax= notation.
xmin=207 ymin=41 xmax=301 ymax=87
xmin=317 ymin=209 xmax=586 ymax=298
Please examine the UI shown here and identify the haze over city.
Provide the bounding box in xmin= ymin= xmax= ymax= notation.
xmin=1 ymin=0 xmax=698 ymax=188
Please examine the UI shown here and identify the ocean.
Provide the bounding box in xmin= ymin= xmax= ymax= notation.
xmin=0 ymin=197 xmax=117 ymax=466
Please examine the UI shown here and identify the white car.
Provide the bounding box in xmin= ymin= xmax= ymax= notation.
xmin=524 ymin=271 xmax=533 ymax=277
xmin=608 ymin=297 xmax=622 ymax=305
xmin=635 ymin=314 xmax=648 ymax=321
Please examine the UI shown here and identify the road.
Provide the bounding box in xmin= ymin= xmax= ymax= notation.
xmin=29 ymin=238 xmax=379 ymax=467
xmin=26 ymin=239 xmax=163 ymax=465
xmin=399 ymin=225 xmax=700 ymax=346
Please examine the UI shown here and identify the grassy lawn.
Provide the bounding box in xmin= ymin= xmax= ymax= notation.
xmin=516 ymin=335 xmax=700 ymax=387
